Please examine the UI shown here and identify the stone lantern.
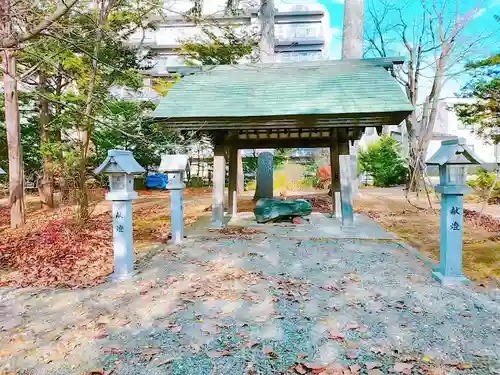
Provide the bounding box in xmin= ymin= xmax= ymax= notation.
xmin=94 ymin=150 xmax=145 ymax=280
xmin=159 ymin=154 xmax=189 ymax=244
xmin=426 ymin=138 xmax=483 ymax=285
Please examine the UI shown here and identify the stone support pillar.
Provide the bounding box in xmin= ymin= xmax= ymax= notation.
xmin=211 ymin=143 xmax=226 ymax=227
xmin=330 ymin=130 xmax=341 ymax=217
xmin=167 ymin=172 xmax=185 ymax=244
xmin=111 ymin=200 xmax=134 ymax=279
xmin=228 ymin=145 xmax=238 ymax=217
xmin=339 ymin=128 xmax=354 ymax=226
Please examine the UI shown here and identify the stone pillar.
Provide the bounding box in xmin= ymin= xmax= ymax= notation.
xmin=111 ymin=200 xmax=134 ymax=279
xmin=228 ymin=146 xmax=238 ymax=217
xmin=254 ymin=151 xmax=274 ymax=200
xmin=237 ymin=150 xmax=245 ymax=193
xmin=167 ymin=172 xmax=185 ymax=244
xmin=434 ymin=194 xmax=466 ymax=284
xmin=211 ymin=143 xmax=226 ymax=227
xmin=433 ymin=165 xmax=469 ymax=285
xmin=330 ymin=130 xmax=341 ymax=217
xmin=339 ymin=155 xmax=354 ymax=227
xmin=339 ymin=128 xmax=354 ymax=226
xmin=349 ymin=140 xmax=360 ymax=197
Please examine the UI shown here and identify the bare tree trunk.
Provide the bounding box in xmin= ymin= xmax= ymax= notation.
xmin=39 ymin=73 xmax=54 ymax=209
xmin=77 ymin=0 xmax=109 ymax=223
xmin=54 ymin=72 xmax=70 ymax=202
xmin=1 ymin=0 xmax=24 ymax=228
xmin=259 ymin=0 xmax=274 ymax=63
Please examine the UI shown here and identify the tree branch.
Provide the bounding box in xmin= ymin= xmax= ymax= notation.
xmin=0 ymin=0 xmax=79 ymax=48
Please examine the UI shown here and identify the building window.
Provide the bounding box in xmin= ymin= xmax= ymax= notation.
xmin=276 ymin=51 xmax=322 ymax=62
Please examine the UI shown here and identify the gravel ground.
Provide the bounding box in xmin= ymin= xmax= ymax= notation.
xmin=1 ymin=226 xmax=500 ymax=374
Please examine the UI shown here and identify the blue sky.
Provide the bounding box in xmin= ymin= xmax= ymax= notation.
xmin=313 ymin=0 xmax=500 ymax=58
xmin=293 ymin=0 xmax=500 ymax=98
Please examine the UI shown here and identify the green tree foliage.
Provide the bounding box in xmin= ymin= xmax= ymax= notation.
xmin=359 ymin=135 xmax=408 ymax=187
xmin=180 ymin=26 xmax=257 ymax=65
xmin=455 ymin=53 xmax=500 ymax=144
xmin=93 ymin=100 xmax=180 ymax=172
xmin=243 ymin=149 xmax=293 ymax=174
xmin=467 ymin=168 xmax=500 ymax=203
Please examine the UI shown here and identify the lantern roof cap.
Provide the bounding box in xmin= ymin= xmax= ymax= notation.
xmin=426 ymin=138 xmax=484 ymax=166
xmin=158 ymin=154 xmax=189 ymax=172
xmin=94 ymin=149 xmax=145 ymax=175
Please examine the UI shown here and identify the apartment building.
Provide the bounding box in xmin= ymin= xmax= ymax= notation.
xmin=116 ymin=0 xmax=331 ymax=100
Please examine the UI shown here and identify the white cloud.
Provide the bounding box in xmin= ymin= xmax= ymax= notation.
xmin=473 ymin=8 xmax=486 ymax=19
xmin=331 ymin=27 xmax=341 ymax=36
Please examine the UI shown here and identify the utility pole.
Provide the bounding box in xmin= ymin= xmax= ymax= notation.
xmin=341 ymin=0 xmax=364 ymax=59
xmin=341 ymin=0 xmax=364 ymax=201
xmin=254 ymin=0 xmax=275 ymax=199
xmin=259 ymin=0 xmax=275 ymax=63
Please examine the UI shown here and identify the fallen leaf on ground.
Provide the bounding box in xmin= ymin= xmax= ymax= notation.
xmin=371 ymin=347 xmax=386 ymax=355
xmin=207 ymin=350 xmax=231 ymax=358
xmin=245 ymin=341 xmax=259 ymax=348
xmin=304 ymin=363 xmax=325 ymax=370
xmin=347 ymin=349 xmax=358 ymax=359
xmin=193 ymin=290 xmax=206 ymax=297
xmin=87 ymin=370 xmax=105 ymax=375
xmin=295 ymin=364 xmax=307 ymax=374
xmin=456 ymin=363 xmax=472 ymax=370
xmin=366 ymin=362 xmax=382 ymax=370
xmin=425 ymin=367 xmax=446 ymax=375
xmin=346 ymin=323 xmax=359 ymax=330
xmin=356 ymin=325 xmax=369 ymax=333
xmin=368 ymin=370 xmax=384 ymax=375
xmin=0 ymin=351 xmax=11 ymax=358
xmin=263 ymin=347 xmax=279 ymax=358
xmin=320 ymin=284 xmax=339 ymax=292
xmin=170 ymin=324 xmax=183 ymax=333
xmin=93 ymin=331 xmax=108 ymax=340
xmin=297 ymin=353 xmax=308 ymax=359
xmin=345 ymin=341 xmax=361 ymax=349
xmin=200 ymin=323 xmax=219 ymax=335
xmin=349 ymin=364 xmax=361 ymax=373
xmin=392 ymin=362 xmax=413 ymax=373
xmin=327 ymin=328 xmax=344 ymax=341
xmin=103 ymin=348 xmax=126 ymax=355
xmin=156 ymin=358 xmax=173 ymax=367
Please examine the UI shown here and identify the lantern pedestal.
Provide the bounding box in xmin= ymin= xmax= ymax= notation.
xmin=433 ymin=186 xmax=470 ymax=286
xmin=108 ymin=197 xmax=136 ymax=280
xmin=167 ymin=172 xmax=185 ymax=245
xmin=158 ymin=154 xmax=189 ymax=244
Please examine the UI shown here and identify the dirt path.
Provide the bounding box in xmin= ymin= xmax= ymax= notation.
xmin=1 ymin=222 xmax=499 ymax=374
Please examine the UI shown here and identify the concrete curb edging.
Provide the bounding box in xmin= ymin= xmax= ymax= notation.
xmin=396 ymin=241 xmax=439 ymax=271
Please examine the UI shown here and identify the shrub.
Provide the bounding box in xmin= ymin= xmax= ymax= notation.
xmin=359 ymin=135 xmax=408 ymax=187
xmin=467 ymin=168 xmax=500 ymax=203
xmin=246 ymin=179 xmax=257 ymax=191
xmin=245 ymin=172 xmax=290 ymax=192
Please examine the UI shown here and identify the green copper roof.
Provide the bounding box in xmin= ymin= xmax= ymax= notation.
xmin=152 ymin=58 xmax=413 ymax=125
